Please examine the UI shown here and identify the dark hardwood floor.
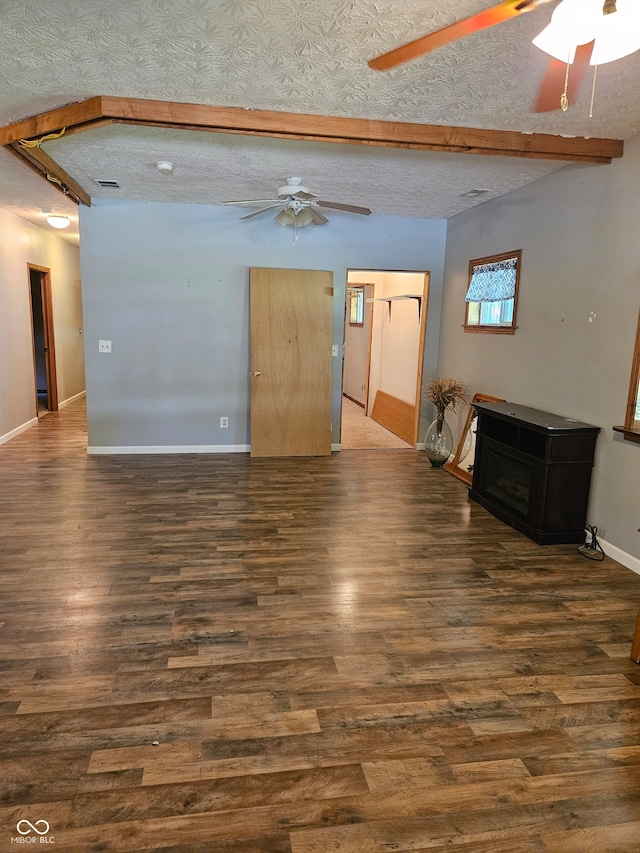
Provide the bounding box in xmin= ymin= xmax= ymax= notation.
xmin=2 ymin=399 xmax=640 ymax=851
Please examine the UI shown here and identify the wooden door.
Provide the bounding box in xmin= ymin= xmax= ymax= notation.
xmin=250 ymin=267 xmax=333 ymax=457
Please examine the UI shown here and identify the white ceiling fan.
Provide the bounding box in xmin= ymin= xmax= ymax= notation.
xmin=368 ymin=0 xmax=640 ymax=114
xmin=220 ymin=177 xmax=372 ymax=228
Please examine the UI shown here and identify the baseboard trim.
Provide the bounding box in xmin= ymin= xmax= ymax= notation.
xmin=87 ymin=444 xmax=250 ymax=455
xmin=0 ymin=417 xmax=38 ymax=446
xmin=343 ymin=394 xmax=365 ymax=408
xmin=334 ymin=443 xmax=424 ymax=452
xmin=59 ymin=390 xmax=86 ymax=409
xmin=600 ymin=538 xmax=640 ymax=575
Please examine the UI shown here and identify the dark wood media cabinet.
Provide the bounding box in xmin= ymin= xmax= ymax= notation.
xmin=469 ymin=402 xmax=600 ymax=545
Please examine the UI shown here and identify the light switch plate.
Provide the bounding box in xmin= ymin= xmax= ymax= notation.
xmin=98 ymin=339 xmax=112 ymax=353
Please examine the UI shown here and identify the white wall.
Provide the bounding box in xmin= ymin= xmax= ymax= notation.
xmin=0 ymin=209 xmax=84 ymax=443
xmin=79 ymin=201 xmax=447 ymax=451
xmin=377 ymin=272 xmax=426 ymax=408
xmin=439 ymin=134 xmax=640 ymax=564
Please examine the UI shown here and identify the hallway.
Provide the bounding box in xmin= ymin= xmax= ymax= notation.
xmin=340 ymin=396 xmax=412 ymax=449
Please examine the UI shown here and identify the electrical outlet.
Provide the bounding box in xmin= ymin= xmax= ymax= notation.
xmin=98 ymin=339 xmax=112 ymax=353
xmin=220 ymin=417 xmax=229 ymax=429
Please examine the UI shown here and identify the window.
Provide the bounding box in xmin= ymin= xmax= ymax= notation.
xmin=613 ymin=308 xmax=640 ymax=444
xmin=464 ymin=250 xmax=521 ymax=334
xmin=348 ymin=287 xmax=364 ymax=326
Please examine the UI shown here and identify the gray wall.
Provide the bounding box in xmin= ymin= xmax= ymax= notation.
xmin=439 ymin=134 xmax=640 ymax=563
xmin=0 ymin=208 xmax=84 ymax=442
xmin=79 ymin=201 xmax=447 ymax=450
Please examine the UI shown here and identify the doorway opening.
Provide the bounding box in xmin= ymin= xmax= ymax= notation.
xmin=28 ymin=265 xmax=58 ymax=417
xmin=341 ymin=269 xmax=429 ymax=449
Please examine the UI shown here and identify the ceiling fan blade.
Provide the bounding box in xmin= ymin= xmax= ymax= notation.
xmin=316 ymin=200 xmax=372 ymax=215
xmin=368 ymin=0 xmax=550 ymax=71
xmin=239 ymin=203 xmax=284 ymax=220
xmin=307 ymin=207 xmax=329 ymax=225
xmin=293 ymin=191 xmax=318 ymax=200
xmin=533 ymin=41 xmax=594 ymax=113
xmin=220 ymin=198 xmax=279 ymax=205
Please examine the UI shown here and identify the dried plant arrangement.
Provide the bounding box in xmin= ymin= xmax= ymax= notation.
xmin=423 ymin=378 xmax=466 ymax=417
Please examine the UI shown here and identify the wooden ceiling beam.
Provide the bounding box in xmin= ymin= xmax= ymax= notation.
xmin=7 ymin=142 xmax=92 ymax=206
xmin=0 ymin=97 xmax=106 ymax=145
xmin=102 ymin=97 xmax=623 ymax=163
xmin=0 ymin=95 xmax=623 ymax=163
xmin=0 ymin=96 xmax=624 ymax=206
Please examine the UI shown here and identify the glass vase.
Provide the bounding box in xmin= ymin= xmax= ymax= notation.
xmin=424 ymin=414 xmax=454 ymax=468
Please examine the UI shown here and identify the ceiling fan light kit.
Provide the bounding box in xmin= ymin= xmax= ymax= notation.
xmin=532 ymin=3 xmax=593 ymax=63
xmin=221 ymin=176 xmax=371 ymax=235
xmin=368 ymin=0 xmax=640 ymax=113
xmin=533 ymin=0 xmax=640 ymax=64
xmin=275 ymin=206 xmax=314 ymax=227
xmin=588 ymin=0 xmax=640 ymax=64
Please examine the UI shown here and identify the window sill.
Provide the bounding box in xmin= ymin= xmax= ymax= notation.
xmin=463 ymin=325 xmax=517 ymax=335
xmin=612 ymin=425 xmax=640 ymax=444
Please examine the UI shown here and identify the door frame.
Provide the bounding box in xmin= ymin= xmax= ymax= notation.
xmin=342 ymin=269 xmax=429 ymax=447
xmin=412 ymin=272 xmax=429 ymax=444
xmin=343 ymin=282 xmax=375 ymax=413
xmin=28 ymin=264 xmax=58 ymax=414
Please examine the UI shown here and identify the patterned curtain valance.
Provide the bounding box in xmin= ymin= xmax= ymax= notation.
xmin=465 ymin=257 xmax=518 ymax=303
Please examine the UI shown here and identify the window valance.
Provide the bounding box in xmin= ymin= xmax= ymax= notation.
xmin=465 ymin=257 xmax=518 ymax=303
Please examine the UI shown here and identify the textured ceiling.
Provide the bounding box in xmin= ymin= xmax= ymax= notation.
xmin=42 ymin=124 xmax=569 ymax=219
xmin=2 ymin=0 xmax=640 ymax=243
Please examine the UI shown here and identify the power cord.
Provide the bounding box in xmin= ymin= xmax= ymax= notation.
xmin=578 ymin=525 xmax=605 ymax=561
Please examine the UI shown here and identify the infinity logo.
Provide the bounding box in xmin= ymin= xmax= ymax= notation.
xmin=17 ymin=820 xmax=50 ymax=836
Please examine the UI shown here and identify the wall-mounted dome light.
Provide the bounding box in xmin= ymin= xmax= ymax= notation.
xmin=46 ymin=214 xmax=71 ymax=229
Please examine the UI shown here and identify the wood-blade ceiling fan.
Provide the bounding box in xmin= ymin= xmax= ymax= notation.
xmin=368 ymin=0 xmax=637 ymax=114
